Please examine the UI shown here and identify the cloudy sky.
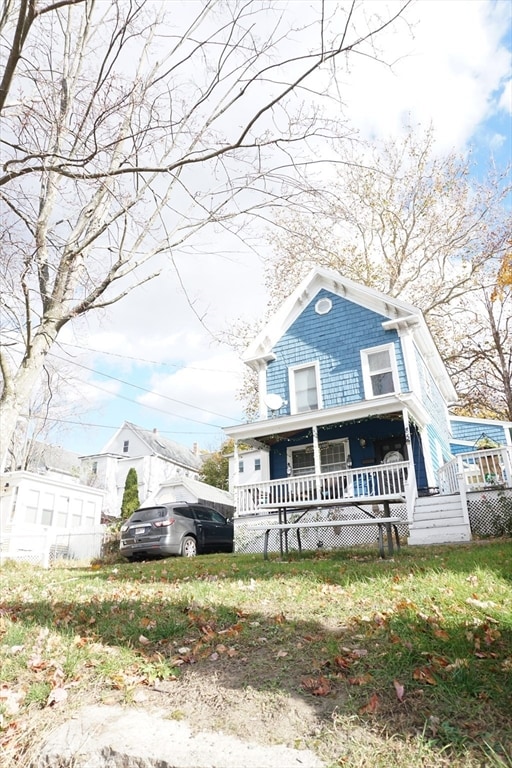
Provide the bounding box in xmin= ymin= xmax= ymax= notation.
xmin=54 ymin=0 xmax=511 ymax=458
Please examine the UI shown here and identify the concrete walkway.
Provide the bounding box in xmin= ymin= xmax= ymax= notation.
xmin=39 ymin=705 xmax=326 ymax=768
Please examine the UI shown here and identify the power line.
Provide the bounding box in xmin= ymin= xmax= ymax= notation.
xmin=59 ymin=341 xmax=241 ymax=373
xmin=75 ymin=378 xmax=229 ymax=428
xmin=27 ymin=414 xmax=223 ymax=435
xmin=49 ymin=352 xmax=240 ymax=423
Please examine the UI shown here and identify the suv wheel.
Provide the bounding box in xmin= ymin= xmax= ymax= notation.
xmin=181 ymin=535 xmax=197 ymax=557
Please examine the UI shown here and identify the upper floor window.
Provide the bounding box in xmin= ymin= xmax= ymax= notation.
xmin=289 ymin=362 xmax=321 ymax=413
xmin=254 ymin=458 xmax=261 ymax=471
xmin=238 ymin=460 xmax=244 ymax=473
xmin=123 ymin=440 xmax=129 ymax=453
xmin=361 ymin=344 xmax=398 ymax=398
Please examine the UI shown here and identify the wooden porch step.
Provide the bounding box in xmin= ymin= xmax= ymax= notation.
xmin=408 ymin=525 xmax=471 ymax=545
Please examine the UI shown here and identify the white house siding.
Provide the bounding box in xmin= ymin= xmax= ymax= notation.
xmin=101 ymin=427 xmax=150 ymax=457
xmin=228 ymin=448 xmax=268 ymax=493
xmin=81 ymin=453 xmax=121 ymax=517
xmin=1 ymin=471 xmax=105 ymax=564
xmin=79 ymin=423 xmax=203 ymax=517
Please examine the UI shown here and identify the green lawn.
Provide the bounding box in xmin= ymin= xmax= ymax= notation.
xmin=1 ymin=540 xmax=511 ymax=767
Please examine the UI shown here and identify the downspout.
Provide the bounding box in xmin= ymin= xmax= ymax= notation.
xmin=402 ymin=408 xmax=417 ymax=523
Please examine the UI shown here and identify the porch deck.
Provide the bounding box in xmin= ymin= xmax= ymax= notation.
xmin=234 ymin=460 xmax=409 ymax=516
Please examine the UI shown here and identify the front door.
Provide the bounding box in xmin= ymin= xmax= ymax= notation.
xmin=374 ymin=438 xmax=407 ymax=464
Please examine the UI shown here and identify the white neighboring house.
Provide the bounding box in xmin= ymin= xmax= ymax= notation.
xmin=228 ymin=446 xmax=268 ymax=494
xmin=142 ymin=476 xmax=234 ymax=519
xmin=80 ymin=422 xmax=203 ymax=517
xmin=0 ymin=469 xmax=105 ymax=566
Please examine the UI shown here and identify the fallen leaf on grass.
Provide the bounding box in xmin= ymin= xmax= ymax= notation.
xmin=413 ymin=667 xmax=437 ymax=685
xmin=301 ymin=676 xmax=331 ymax=696
xmin=218 ymin=622 xmax=244 ymax=636
xmin=138 ymin=635 xmax=151 ymax=646
xmin=27 ymin=654 xmax=46 ymax=670
xmin=348 ymin=674 xmax=372 ymax=685
xmin=359 ymin=693 xmax=379 ymax=714
xmin=466 ymin=597 xmax=496 ymax=610
xmin=200 ymin=625 xmax=216 ymax=641
xmin=47 ymin=687 xmax=67 ymax=707
xmin=0 ymin=686 xmax=25 ymax=715
xmin=393 ymin=680 xmax=405 ymax=701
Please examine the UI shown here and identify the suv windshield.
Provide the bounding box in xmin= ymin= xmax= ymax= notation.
xmin=129 ymin=507 xmax=167 ymax=523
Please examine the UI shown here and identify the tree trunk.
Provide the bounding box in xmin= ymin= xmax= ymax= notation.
xmin=0 ymin=323 xmax=60 ymax=473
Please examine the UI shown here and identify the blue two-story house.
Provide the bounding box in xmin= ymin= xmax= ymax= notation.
xmin=225 ymin=268 xmax=512 ymax=547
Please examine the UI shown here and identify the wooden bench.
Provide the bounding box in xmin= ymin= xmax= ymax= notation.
xmin=247 ymin=516 xmax=402 ymax=560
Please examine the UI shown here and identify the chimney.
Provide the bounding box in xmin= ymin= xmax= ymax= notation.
xmin=192 ymin=442 xmax=199 ymax=455
xmin=152 ymin=428 xmax=157 ymax=434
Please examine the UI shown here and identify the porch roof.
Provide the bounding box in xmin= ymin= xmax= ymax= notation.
xmin=224 ymin=392 xmax=429 ymax=444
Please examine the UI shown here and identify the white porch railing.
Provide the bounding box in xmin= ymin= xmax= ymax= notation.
xmin=437 ymin=447 xmax=512 ymax=495
xmin=234 ymin=461 xmax=410 ymax=516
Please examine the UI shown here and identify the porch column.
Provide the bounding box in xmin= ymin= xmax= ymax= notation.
xmin=312 ymin=425 xmax=321 ymax=501
xmin=232 ymin=441 xmax=239 ymax=517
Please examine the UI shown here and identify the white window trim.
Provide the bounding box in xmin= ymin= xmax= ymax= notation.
xmin=289 ymin=361 xmax=322 ymax=414
xmin=286 ymin=438 xmax=350 ymax=476
xmin=361 ymin=343 xmax=399 ymax=399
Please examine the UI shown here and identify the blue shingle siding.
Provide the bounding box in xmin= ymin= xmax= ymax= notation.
xmin=266 ymin=289 xmax=408 ymax=410
xmin=450 ymin=419 xmax=509 ymax=450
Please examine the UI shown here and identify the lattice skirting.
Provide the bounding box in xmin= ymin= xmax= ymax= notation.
xmin=235 ymin=504 xmax=409 ymax=556
xmin=467 ymin=488 xmax=512 ymax=537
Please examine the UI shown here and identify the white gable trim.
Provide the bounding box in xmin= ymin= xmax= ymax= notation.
xmin=243 ymin=268 xmax=422 ymax=367
xmin=243 ymin=267 xmax=456 ymax=406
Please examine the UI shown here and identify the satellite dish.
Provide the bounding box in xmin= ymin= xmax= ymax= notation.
xmin=264 ymin=393 xmax=284 ymax=412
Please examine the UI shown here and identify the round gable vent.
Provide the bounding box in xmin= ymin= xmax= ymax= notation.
xmin=315 ymin=297 xmax=332 ymax=315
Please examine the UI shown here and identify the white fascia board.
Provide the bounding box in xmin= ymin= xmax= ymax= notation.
xmin=224 ymin=392 xmax=430 ymax=442
xmin=243 ymin=267 xmax=423 ymax=367
xmin=99 ymin=422 xmax=129 ymax=454
xmin=383 ymin=315 xmax=456 ymax=403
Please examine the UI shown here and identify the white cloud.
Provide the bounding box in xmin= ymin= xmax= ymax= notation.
xmin=138 ymin=352 xmax=245 ymax=427
xmin=498 ymin=78 xmax=512 ymax=113
xmin=54 ymin=0 xmax=511 ymax=456
xmin=338 ymin=0 xmax=511 ymax=151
